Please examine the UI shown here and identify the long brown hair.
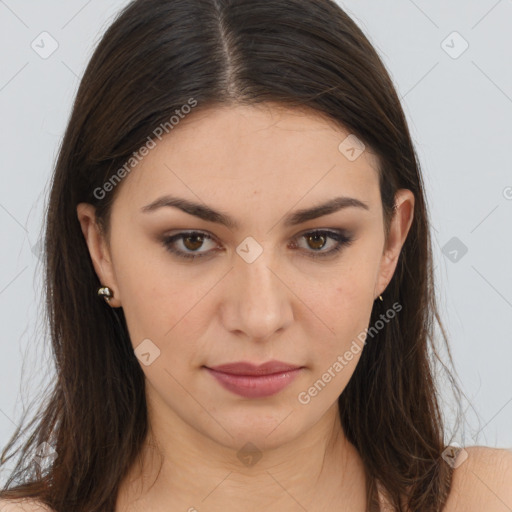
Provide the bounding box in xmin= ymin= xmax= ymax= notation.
xmin=1 ymin=0 xmax=464 ymax=510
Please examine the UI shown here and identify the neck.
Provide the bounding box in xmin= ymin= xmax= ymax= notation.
xmin=116 ymin=400 xmax=367 ymax=512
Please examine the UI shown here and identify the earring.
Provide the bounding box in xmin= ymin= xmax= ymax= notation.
xmin=97 ymin=286 xmax=114 ymax=304
xmin=376 ymin=295 xmax=383 ymax=301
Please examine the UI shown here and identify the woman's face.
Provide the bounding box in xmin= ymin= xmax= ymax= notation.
xmin=78 ymin=103 xmax=414 ymax=451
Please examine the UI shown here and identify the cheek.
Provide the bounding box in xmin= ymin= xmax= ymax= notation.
xmin=302 ymin=266 xmax=375 ymax=378
xmin=300 ymin=293 xmax=373 ymax=407
xmin=109 ymin=233 xmax=184 ymax=346
xmin=111 ymin=241 xmax=214 ymax=374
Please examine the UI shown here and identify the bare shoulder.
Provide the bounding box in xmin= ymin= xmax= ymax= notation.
xmin=0 ymin=499 xmax=54 ymax=512
xmin=444 ymin=445 xmax=512 ymax=512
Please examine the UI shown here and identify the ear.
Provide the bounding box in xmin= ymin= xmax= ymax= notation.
xmin=374 ymin=189 xmax=415 ymax=299
xmin=76 ymin=203 xmax=122 ymax=307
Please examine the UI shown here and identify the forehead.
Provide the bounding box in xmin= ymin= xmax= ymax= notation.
xmin=115 ymin=103 xmax=381 ymax=218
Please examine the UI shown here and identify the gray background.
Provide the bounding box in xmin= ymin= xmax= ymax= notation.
xmin=1 ymin=0 xmax=511 ymax=484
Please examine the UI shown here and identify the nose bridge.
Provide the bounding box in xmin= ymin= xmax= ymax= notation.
xmin=241 ymin=250 xmax=278 ymax=298
xmin=225 ymin=243 xmax=293 ymax=340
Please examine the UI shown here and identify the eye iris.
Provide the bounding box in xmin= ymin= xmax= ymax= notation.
xmin=183 ymin=234 xmax=204 ymax=251
xmin=306 ymin=233 xmax=326 ymax=251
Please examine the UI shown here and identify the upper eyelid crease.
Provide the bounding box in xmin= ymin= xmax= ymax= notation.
xmin=161 ymin=229 xmax=353 ymax=260
xmin=141 ymin=195 xmax=369 ymax=229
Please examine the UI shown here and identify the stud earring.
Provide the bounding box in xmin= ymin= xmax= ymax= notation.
xmin=97 ymin=286 xmax=114 ymax=304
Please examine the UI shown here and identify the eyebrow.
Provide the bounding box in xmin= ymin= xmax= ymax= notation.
xmin=141 ymin=195 xmax=369 ymax=229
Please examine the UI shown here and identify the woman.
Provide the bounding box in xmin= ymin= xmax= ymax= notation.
xmin=1 ymin=0 xmax=511 ymax=510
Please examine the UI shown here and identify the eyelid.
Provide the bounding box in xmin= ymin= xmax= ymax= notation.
xmin=161 ymin=228 xmax=354 ymax=261
xmin=162 ymin=231 xmax=219 ymax=260
xmin=291 ymin=229 xmax=354 ymax=260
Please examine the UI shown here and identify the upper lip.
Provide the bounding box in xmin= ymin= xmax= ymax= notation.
xmin=206 ymin=360 xmax=303 ymax=376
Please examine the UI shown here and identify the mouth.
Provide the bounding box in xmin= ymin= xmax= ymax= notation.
xmin=204 ymin=360 xmax=304 ymax=398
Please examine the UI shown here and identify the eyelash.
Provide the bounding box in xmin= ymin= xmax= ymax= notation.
xmin=161 ymin=229 xmax=354 ymax=261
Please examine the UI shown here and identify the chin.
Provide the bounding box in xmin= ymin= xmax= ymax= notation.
xmin=203 ymin=409 xmax=306 ymax=451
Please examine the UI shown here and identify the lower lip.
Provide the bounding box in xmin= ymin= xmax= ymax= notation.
xmin=205 ymin=367 xmax=303 ymax=398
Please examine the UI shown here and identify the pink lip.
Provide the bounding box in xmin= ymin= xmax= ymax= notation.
xmin=205 ymin=360 xmax=304 ymax=398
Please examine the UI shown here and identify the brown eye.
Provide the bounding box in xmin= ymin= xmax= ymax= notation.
xmin=162 ymin=229 xmax=354 ymax=262
xmin=292 ymin=230 xmax=354 ymax=259
xmin=182 ymin=234 xmax=205 ymax=251
xmin=305 ymin=233 xmax=328 ymax=251
xmin=162 ymin=231 xmax=219 ymax=260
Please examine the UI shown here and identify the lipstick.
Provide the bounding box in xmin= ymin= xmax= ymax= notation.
xmin=204 ymin=360 xmax=303 ymax=398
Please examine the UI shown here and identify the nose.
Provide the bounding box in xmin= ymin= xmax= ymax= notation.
xmin=220 ymin=248 xmax=294 ymax=341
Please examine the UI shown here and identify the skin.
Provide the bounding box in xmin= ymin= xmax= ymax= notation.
xmin=76 ymin=102 xmax=417 ymax=511
xmin=1 ymin=447 xmax=511 ymax=512
xmin=2 ymin=108 xmax=511 ymax=512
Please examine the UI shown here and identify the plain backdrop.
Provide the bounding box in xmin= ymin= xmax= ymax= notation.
xmin=1 ymin=0 xmax=511 ymax=485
